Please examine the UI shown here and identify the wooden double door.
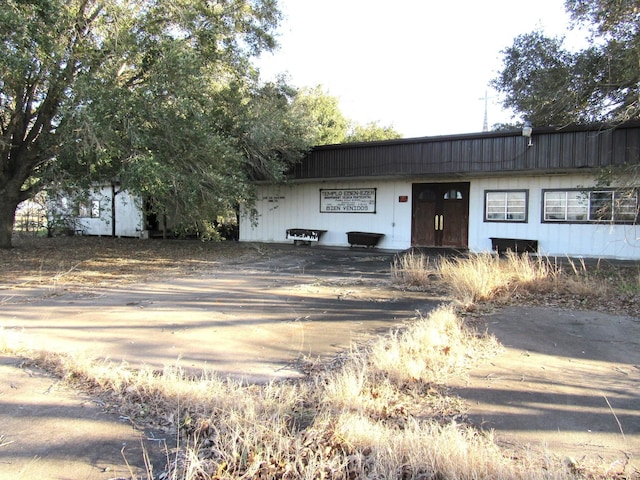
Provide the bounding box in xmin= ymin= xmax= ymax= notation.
xmin=411 ymin=183 xmax=469 ymax=248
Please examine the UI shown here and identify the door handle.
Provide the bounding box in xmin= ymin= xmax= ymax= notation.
xmin=439 ymin=215 xmax=444 ymax=231
xmin=434 ymin=215 xmax=444 ymax=231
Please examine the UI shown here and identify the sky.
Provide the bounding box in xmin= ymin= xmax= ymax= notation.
xmin=256 ymin=0 xmax=587 ymax=138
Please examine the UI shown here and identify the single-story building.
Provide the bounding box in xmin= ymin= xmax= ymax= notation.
xmin=47 ymin=185 xmax=144 ymax=237
xmin=46 ymin=185 xmax=218 ymax=239
xmin=239 ymin=122 xmax=640 ymax=260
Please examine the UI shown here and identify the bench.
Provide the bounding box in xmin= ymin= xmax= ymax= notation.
xmin=346 ymin=231 xmax=385 ymax=248
xmin=490 ymin=237 xmax=538 ymax=255
xmin=286 ymin=228 xmax=327 ymax=245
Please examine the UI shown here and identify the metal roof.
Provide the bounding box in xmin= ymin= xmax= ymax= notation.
xmin=287 ymin=122 xmax=640 ymax=181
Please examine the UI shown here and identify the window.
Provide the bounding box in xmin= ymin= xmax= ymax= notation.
xmin=484 ymin=190 xmax=528 ymax=222
xmin=543 ymin=189 xmax=638 ymax=223
xmin=444 ymin=189 xmax=463 ymax=200
xmin=78 ymin=200 xmax=100 ymax=218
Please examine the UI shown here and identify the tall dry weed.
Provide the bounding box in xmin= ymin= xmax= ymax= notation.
xmin=333 ymin=411 xmax=576 ymax=480
xmin=369 ymin=305 xmax=499 ymax=384
xmin=437 ymin=252 xmax=555 ymax=307
xmin=391 ymin=251 xmax=436 ymax=286
xmin=393 ymin=251 xmax=624 ymax=309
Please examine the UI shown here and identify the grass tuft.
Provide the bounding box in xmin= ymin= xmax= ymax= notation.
xmin=391 ymin=251 xmax=437 ymax=286
xmin=437 ymin=252 xmax=555 ymax=307
xmin=1 ymin=303 xmax=580 ymax=480
xmin=369 ymin=305 xmax=499 ymax=384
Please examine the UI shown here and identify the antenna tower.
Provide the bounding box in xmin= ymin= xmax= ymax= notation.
xmin=482 ymin=91 xmax=488 ymax=132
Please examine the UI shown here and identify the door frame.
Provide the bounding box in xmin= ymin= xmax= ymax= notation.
xmin=411 ymin=182 xmax=470 ymax=248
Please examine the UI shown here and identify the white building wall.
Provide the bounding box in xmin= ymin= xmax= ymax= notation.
xmin=242 ymin=174 xmax=640 ymax=260
xmin=113 ymin=190 xmax=144 ymax=237
xmin=75 ymin=187 xmax=144 ymax=237
xmin=468 ymin=173 xmax=640 ymax=259
xmin=240 ymin=180 xmax=413 ymax=250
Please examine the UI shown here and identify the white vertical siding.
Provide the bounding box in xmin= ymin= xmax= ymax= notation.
xmin=240 ymin=180 xmax=413 ymax=250
xmin=76 ymin=187 xmax=144 ymax=237
xmin=243 ymin=174 xmax=640 ymax=260
xmin=468 ymin=174 xmax=640 ymax=259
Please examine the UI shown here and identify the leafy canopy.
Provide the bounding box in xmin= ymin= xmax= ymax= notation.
xmin=1 ymin=0 xmax=315 ymax=243
xmin=492 ymin=0 xmax=640 ymax=126
xmin=292 ymin=86 xmax=402 ymax=145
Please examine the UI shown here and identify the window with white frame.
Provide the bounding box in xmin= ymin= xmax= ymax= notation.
xmin=484 ymin=190 xmax=528 ymax=222
xmin=78 ymin=200 xmax=100 ymax=218
xmin=543 ymin=189 xmax=638 ymax=223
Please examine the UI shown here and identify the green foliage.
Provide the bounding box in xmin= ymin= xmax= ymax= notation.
xmin=292 ymin=85 xmax=402 ymax=145
xmin=0 ymin=0 xmax=313 ymax=247
xmin=492 ymin=31 xmax=577 ymax=125
xmin=292 ymin=86 xmax=350 ymax=145
xmin=492 ymin=0 xmax=640 ymax=125
xmin=345 ymin=121 xmax=402 ymax=143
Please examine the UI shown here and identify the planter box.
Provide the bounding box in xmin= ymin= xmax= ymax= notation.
xmin=346 ymin=231 xmax=385 ymax=248
xmin=286 ymin=228 xmax=327 ymax=245
xmin=490 ymin=237 xmax=538 ymax=255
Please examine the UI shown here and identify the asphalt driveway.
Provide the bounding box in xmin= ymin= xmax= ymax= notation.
xmin=1 ymin=246 xmax=433 ymax=382
xmin=1 ymin=244 xmax=638 ymax=479
xmin=0 ymin=245 xmax=435 ymax=479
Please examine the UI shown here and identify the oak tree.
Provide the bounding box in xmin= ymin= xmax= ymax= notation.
xmin=1 ymin=0 xmax=311 ymax=247
xmin=492 ymin=0 xmax=640 ymax=126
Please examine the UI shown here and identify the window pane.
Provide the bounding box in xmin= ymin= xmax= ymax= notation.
xmin=567 ymin=191 xmax=588 ymax=221
xmin=544 ymin=192 xmax=566 ymax=221
xmin=486 ymin=191 xmax=526 ymax=221
xmin=589 ymin=191 xmax=613 ymax=221
xmin=91 ymin=200 xmax=100 ymax=218
xmin=614 ymin=191 xmax=638 ymax=222
xmin=444 ymin=189 xmax=463 ymax=200
xmin=486 ymin=192 xmax=506 ymax=220
xmin=78 ymin=204 xmax=90 ymax=218
xmin=545 ymin=189 xmax=636 ymax=223
xmin=506 ymin=191 xmax=526 ymax=220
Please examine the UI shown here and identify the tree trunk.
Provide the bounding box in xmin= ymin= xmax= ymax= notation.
xmin=0 ymin=192 xmax=20 ymax=249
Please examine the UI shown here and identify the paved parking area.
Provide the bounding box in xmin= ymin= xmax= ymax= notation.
xmin=1 ymin=244 xmax=638 ymax=478
xmin=1 ymin=246 xmax=434 ymax=382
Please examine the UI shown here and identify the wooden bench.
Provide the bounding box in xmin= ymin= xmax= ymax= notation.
xmin=286 ymin=228 xmax=327 ymax=245
xmin=490 ymin=237 xmax=538 ymax=255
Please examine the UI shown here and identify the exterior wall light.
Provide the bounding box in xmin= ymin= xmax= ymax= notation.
xmin=522 ymin=122 xmax=533 ymax=147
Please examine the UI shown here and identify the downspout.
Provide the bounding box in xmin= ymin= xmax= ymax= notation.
xmin=111 ymin=181 xmax=121 ymax=237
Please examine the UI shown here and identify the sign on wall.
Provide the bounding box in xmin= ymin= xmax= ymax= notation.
xmin=320 ymin=188 xmax=376 ymax=213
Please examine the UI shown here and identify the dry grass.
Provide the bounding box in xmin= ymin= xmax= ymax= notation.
xmin=0 ymin=236 xmax=259 ymax=288
xmin=2 ymin=239 xmax=637 ymax=479
xmin=391 ymin=251 xmax=437 ymax=286
xmin=1 ymin=305 xmax=584 ymax=480
xmin=437 ymin=252 xmax=558 ymax=307
xmin=368 ymin=305 xmax=499 ymax=384
xmin=392 ymin=250 xmax=640 ymax=315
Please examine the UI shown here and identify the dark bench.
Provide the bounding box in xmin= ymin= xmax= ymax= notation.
xmin=490 ymin=237 xmax=538 ymax=255
xmin=286 ymin=228 xmax=327 ymax=245
xmin=346 ymin=231 xmax=385 ymax=248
